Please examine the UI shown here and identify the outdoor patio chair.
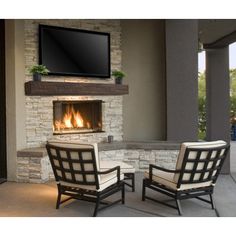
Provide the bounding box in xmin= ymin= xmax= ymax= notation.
xmin=46 ymin=141 xmax=125 ymax=217
xmin=142 ymin=140 xmax=230 ymax=215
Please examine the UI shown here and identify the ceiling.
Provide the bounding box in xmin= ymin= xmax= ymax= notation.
xmin=198 ymin=19 xmax=236 ymax=44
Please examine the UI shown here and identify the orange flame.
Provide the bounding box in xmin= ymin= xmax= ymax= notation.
xmin=63 ymin=112 xmax=73 ymax=128
xmin=73 ymin=110 xmax=84 ymax=128
xmin=54 ymin=104 xmax=85 ymax=131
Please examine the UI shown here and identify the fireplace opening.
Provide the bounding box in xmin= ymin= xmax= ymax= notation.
xmin=53 ymin=100 xmax=103 ymax=134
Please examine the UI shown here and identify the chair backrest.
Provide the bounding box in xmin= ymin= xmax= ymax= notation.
xmin=46 ymin=140 xmax=100 ymax=189
xmin=174 ymin=140 xmax=230 ymax=189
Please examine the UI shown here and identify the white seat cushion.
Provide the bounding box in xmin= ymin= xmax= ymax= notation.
xmin=144 ymin=170 xmax=177 ymax=190
xmin=144 ymin=170 xmax=213 ymax=191
xmin=100 ymin=161 xmax=135 ymax=174
xmin=60 ymin=172 xmax=124 ymax=192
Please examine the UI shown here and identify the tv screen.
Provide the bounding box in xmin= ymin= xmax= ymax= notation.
xmin=39 ymin=25 xmax=110 ymax=78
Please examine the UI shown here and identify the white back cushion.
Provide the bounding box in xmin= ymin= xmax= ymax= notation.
xmin=174 ymin=140 xmax=227 ymax=183
xmin=47 ymin=140 xmax=100 ymax=183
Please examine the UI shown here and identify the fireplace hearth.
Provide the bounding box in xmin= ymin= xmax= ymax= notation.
xmin=53 ymin=100 xmax=103 ymax=134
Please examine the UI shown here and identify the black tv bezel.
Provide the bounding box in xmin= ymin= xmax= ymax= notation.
xmin=39 ymin=24 xmax=111 ymax=78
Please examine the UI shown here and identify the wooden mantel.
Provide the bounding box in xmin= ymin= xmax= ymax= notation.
xmin=24 ymin=81 xmax=129 ymax=96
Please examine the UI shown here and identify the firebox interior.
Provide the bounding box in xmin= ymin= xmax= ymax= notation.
xmin=53 ymin=100 xmax=103 ymax=134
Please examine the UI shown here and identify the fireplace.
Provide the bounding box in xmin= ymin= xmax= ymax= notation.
xmin=53 ymin=100 xmax=103 ymax=134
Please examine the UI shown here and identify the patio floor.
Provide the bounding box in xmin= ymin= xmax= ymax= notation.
xmin=0 ymin=172 xmax=236 ymax=217
xmin=1 ymin=141 xmax=236 ymax=217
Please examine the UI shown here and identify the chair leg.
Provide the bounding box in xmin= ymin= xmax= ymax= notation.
xmin=122 ymin=183 xmax=125 ymax=204
xmin=56 ymin=185 xmax=61 ymax=209
xmin=175 ymin=199 xmax=183 ymax=216
xmin=209 ymin=194 xmax=215 ymax=209
xmin=132 ymin=173 xmax=135 ymax=192
xmin=93 ymin=195 xmax=100 ymax=217
xmin=142 ymin=179 xmax=146 ymax=201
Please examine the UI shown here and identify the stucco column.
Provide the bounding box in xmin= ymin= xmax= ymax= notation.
xmin=165 ymin=20 xmax=198 ymax=141
xmin=5 ymin=20 xmax=26 ymax=181
xmin=206 ymin=47 xmax=230 ymax=174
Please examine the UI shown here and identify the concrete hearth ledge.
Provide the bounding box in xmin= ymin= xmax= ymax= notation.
xmin=17 ymin=147 xmax=47 ymax=157
xmin=17 ymin=141 xmax=181 ymax=157
xmin=99 ymin=141 xmax=181 ymax=151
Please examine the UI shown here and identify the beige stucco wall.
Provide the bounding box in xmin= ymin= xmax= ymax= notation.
xmin=5 ymin=20 xmax=26 ymax=181
xmin=121 ymin=20 xmax=166 ymax=141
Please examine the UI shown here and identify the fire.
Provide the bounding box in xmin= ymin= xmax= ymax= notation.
xmin=64 ymin=112 xmax=73 ymax=128
xmin=73 ymin=110 xmax=84 ymax=128
xmin=54 ymin=104 xmax=85 ymax=131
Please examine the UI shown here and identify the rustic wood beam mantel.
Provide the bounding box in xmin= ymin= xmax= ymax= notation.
xmin=24 ymin=81 xmax=129 ymax=96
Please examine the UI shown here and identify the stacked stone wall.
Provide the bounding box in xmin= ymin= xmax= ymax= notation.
xmin=24 ymin=20 xmax=123 ymax=147
xmin=17 ymin=148 xmax=179 ymax=183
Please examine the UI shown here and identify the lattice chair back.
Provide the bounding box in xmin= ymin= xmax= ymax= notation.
xmin=174 ymin=140 xmax=229 ymax=189
xmin=46 ymin=141 xmax=100 ymax=190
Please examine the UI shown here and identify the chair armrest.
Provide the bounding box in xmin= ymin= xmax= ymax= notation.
xmin=149 ymin=164 xmax=180 ymax=181
xmin=98 ymin=166 xmax=121 ymax=182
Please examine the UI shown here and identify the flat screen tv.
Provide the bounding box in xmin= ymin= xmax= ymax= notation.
xmin=39 ymin=24 xmax=110 ymax=78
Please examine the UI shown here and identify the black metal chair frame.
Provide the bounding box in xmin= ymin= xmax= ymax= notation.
xmin=124 ymin=173 xmax=135 ymax=192
xmin=46 ymin=143 xmax=125 ymax=217
xmin=142 ymin=144 xmax=230 ymax=215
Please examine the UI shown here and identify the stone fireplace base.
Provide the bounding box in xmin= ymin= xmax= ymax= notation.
xmin=16 ymin=141 xmax=180 ymax=183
